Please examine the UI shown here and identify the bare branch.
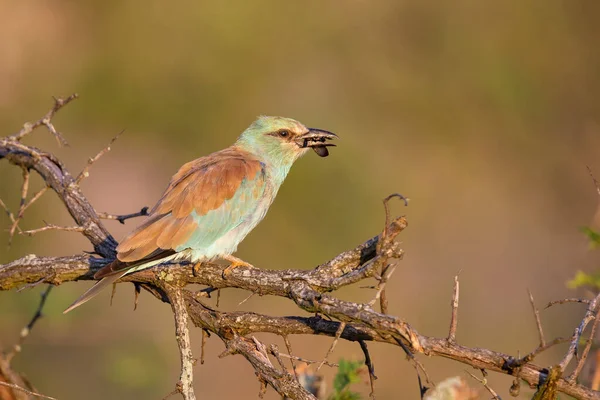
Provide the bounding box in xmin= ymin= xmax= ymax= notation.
xmin=10 ymin=94 xmax=78 ymax=145
xmin=200 ymin=329 xmax=208 ymax=365
xmin=368 ymin=262 xmax=397 ymax=311
xmin=76 ymin=130 xmax=124 ymax=184
xmin=447 ymin=273 xmax=460 ymax=344
xmin=0 ymin=381 xmax=57 ymax=400
xmin=0 ymin=197 xmax=23 ymax=240
xmin=164 ymin=285 xmax=197 ymax=400
xmin=317 ymin=321 xmax=346 ymax=371
xmin=464 ymin=369 xmax=501 ymax=400
xmin=8 ymin=168 xmax=30 ymax=244
xmin=560 ymin=293 xmax=600 ymax=371
xmin=586 ymin=165 xmax=600 ymax=198
xmin=97 ymin=206 xmax=149 ymax=224
xmin=545 ymin=298 xmax=591 ymax=309
xmin=528 ymin=289 xmax=545 ymax=347
xmin=359 ymin=340 xmax=377 ymax=398
xmin=283 ymin=336 xmax=299 ymax=381
xmin=7 ymin=286 xmax=53 ymax=362
xmin=278 ymin=353 xmax=338 ymax=368
xmin=507 ymin=337 xmax=570 ymax=368
xmin=20 ymin=222 xmax=86 ymax=236
xmin=569 ymin=304 xmax=600 ymax=382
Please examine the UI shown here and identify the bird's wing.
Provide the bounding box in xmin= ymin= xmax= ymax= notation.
xmin=95 ymin=147 xmax=267 ymax=278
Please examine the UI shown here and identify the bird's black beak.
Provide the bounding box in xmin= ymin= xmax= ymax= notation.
xmin=296 ymin=128 xmax=338 ymax=157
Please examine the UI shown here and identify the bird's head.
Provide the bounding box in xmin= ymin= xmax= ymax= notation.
xmin=236 ymin=116 xmax=337 ymax=168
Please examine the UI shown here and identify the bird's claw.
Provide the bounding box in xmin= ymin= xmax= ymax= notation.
xmin=221 ymin=255 xmax=254 ymax=279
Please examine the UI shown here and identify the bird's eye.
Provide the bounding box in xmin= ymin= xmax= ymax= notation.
xmin=278 ymin=130 xmax=289 ymax=138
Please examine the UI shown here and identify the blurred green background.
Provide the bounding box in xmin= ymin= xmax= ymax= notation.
xmin=2 ymin=1 xmax=600 ymax=399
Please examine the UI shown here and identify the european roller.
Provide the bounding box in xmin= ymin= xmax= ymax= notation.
xmin=64 ymin=116 xmax=337 ymax=312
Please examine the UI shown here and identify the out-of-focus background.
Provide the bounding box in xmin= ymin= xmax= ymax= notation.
xmin=1 ymin=1 xmax=600 ymax=399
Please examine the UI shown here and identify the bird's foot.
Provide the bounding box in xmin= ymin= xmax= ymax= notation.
xmin=192 ymin=262 xmax=203 ymax=277
xmin=222 ymin=255 xmax=254 ymax=279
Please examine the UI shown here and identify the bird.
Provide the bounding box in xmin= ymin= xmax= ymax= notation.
xmin=64 ymin=116 xmax=337 ymax=313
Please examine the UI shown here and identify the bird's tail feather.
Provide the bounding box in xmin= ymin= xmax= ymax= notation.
xmin=63 ymin=270 xmax=129 ymax=314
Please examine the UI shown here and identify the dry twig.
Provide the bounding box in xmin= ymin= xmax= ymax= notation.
xmin=359 ymin=340 xmax=377 ymax=398
xmin=7 ymin=286 xmax=53 ymax=362
xmin=569 ymin=304 xmax=600 ymax=383
xmin=316 ymin=321 xmax=346 ymax=371
xmin=164 ymin=285 xmax=197 ymax=400
xmin=20 ymin=222 xmax=85 ymax=236
xmin=560 ymin=293 xmax=600 ymax=372
xmin=98 ymin=206 xmax=149 ymax=224
xmin=76 ymin=130 xmax=124 ymax=184
xmin=586 ymin=165 xmax=600 ymax=198
xmin=464 ymin=369 xmax=501 ymax=400
xmin=0 ymin=381 xmax=57 ymax=400
xmin=528 ymin=289 xmax=546 ymax=347
xmin=278 ymin=353 xmax=339 ymax=368
xmin=447 ymin=273 xmax=460 ymax=344
xmin=545 ymin=298 xmax=591 ymax=309
xmin=10 ymin=93 xmax=78 ymax=145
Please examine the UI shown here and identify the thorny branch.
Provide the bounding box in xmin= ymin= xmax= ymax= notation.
xmin=2 ymin=97 xmax=600 ymax=399
xmin=1 ymin=285 xmax=55 ymax=400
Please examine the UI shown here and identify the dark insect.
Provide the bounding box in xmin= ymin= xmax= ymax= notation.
xmin=312 ymin=146 xmax=329 ymax=157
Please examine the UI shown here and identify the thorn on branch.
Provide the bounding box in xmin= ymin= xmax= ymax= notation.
xmin=134 ymin=283 xmax=141 ymax=310
xmin=268 ymin=344 xmax=287 ymax=372
xmin=317 ymin=321 xmax=346 ymax=371
xmin=507 ymin=337 xmax=570 ymax=369
xmin=369 ymin=262 xmax=397 ymax=314
xmin=528 ymin=289 xmax=545 ymax=348
xmin=76 ymin=130 xmax=124 ymax=184
xmin=110 ymin=283 xmax=117 ymax=306
xmin=586 ymin=165 xmax=600 ymax=198
xmin=3 ymin=170 xmax=50 ymax=246
xmin=16 ymin=277 xmax=47 ymax=292
xmin=201 ymin=329 xmax=209 ymax=365
xmin=283 ymin=336 xmax=299 ymax=381
xmin=238 ymin=292 xmax=255 ymax=307
xmin=447 ymin=273 xmax=460 ymax=344
xmin=98 ymin=206 xmax=149 ymax=224
xmin=395 ymin=337 xmax=433 ymax=396
xmin=8 ymin=167 xmax=30 ymax=244
xmin=0 ymin=197 xmax=24 ymax=243
xmin=278 ymin=353 xmax=339 ymax=368
xmin=258 ymin=378 xmax=268 ymax=399
xmin=194 ymin=286 xmax=218 ymax=299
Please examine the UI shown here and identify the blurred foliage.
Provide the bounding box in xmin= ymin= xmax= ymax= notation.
xmin=329 ymin=359 xmax=364 ymax=400
xmin=581 ymin=227 xmax=600 ymax=250
xmin=569 ymin=228 xmax=600 ymax=290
